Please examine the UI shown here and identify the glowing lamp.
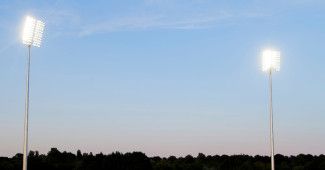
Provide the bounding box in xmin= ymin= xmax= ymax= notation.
xmin=22 ymin=16 xmax=45 ymax=47
xmin=262 ymin=49 xmax=280 ymax=72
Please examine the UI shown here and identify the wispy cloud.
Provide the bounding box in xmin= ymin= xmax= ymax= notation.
xmin=79 ymin=15 xmax=162 ymax=36
xmin=26 ymin=0 xmax=272 ymax=38
xmin=0 ymin=40 xmax=17 ymax=55
xmin=78 ymin=11 xmax=266 ymax=37
xmin=41 ymin=9 xmax=81 ymax=38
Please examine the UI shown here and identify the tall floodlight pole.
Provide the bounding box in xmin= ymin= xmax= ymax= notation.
xmin=262 ymin=49 xmax=280 ymax=170
xmin=21 ymin=15 xmax=45 ymax=170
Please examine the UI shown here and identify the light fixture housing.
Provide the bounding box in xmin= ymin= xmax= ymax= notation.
xmin=22 ymin=16 xmax=45 ymax=47
xmin=262 ymin=49 xmax=280 ymax=72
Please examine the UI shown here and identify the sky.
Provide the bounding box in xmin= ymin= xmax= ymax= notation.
xmin=0 ymin=0 xmax=325 ymax=157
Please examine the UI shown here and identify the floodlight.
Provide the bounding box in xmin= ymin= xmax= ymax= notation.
xmin=21 ymin=15 xmax=45 ymax=170
xmin=22 ymin=16 xmax=45 ymax=47
xmin=262 ymin=49 xmax=280 ymax=72
xmin=260 ymin=48 xmax=281 ymax=170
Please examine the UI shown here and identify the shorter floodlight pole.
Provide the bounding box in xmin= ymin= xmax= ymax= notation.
xmin=261 ymin=49 xmax=280 ymax=170
xmin=23 ymin=45 xmax=31 ymax=170
xmin=269 ymin=69 xmax=275 ymax=170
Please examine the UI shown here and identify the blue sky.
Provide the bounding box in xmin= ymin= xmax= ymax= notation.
xmin=1 ymin=0 xmax=325 ymax=157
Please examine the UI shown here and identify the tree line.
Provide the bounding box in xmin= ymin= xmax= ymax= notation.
xmin=1 ymin=148 xmax=325 ymax=170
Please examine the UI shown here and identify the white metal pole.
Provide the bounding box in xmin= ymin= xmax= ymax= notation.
xmin=269 ymin=69 xmax=275 ymax=170
xmin=23 ymin=45 xmax=31 ymax=170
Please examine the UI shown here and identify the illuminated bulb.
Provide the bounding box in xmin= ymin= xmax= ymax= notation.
xmin=22 ymin=16 xmax=45 ymax=47
xmin=262 ymin=49 xmax=280 ymax=72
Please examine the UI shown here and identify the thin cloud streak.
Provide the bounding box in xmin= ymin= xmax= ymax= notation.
xmin=78 ymin=11 xmax=267 ymax=36
xmin=0 ymin=40 xmax=17 ymax=55
xmin=40 ymin=9 xmax=81 ymax=38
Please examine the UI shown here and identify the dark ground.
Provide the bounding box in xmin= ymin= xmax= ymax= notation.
xmin=1 ymin=148 xmax=325 ymax=170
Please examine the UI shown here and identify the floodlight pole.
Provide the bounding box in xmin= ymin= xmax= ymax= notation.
xmin=23 ymin=45 xmax=31 ymax=170
xmin=269 ymin=69 xmax=275 ymax=170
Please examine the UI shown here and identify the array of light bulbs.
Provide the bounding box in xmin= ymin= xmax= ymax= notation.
xmin=22 ymin=16 xmax=45 ymax=47
xmin=262 ymin=49 xmax=281 ymax=72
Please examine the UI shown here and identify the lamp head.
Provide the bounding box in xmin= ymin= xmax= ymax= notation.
xmin=22 ymin=16 xmax=45 ymax=47
xmin=262 ymin=49 xmax=280 ymax=72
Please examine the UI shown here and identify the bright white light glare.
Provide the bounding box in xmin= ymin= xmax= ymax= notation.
xmin=262 ymin=49 xmax=280 ymax=72
xmin=22 ymin=16 xmax=45 ymax=47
